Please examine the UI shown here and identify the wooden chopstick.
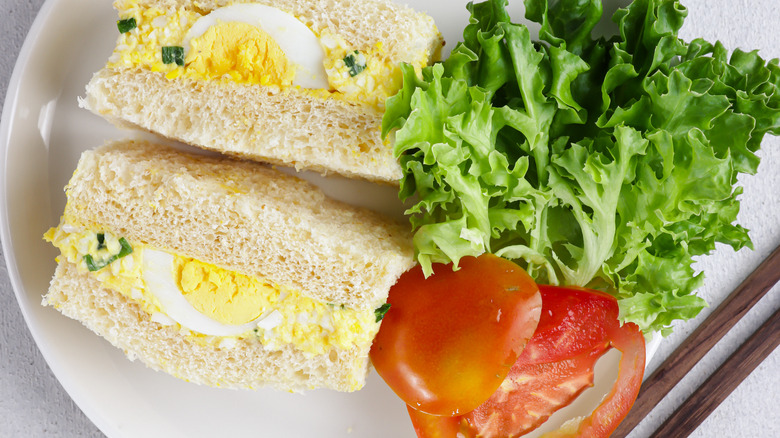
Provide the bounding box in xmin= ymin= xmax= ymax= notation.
xmin=649 ymin=306 xmax=780 ymax=437
xmin=612 ymin=243 xmax=780 ymax=437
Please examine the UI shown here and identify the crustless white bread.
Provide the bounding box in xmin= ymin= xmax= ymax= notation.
xmin=80 ymin=0 xmax=444 ymax=182
xmin=43 ymin=140 xmax=415 ymax=391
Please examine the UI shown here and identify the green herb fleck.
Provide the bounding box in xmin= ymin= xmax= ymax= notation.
xmin=374 ymin=303 xmax=391 ymax=322
xmin=162 ymin=46 xmax=185 ymax=66
xmin=117 ymin=18 xmax=136 ymax=34
xmin=84 ymin=237 xmax=133 ymax=272
xmin=343 ymin=50 xmax=366 ymax=77
xmin=96 ymin=233 xmax=105 ymax=250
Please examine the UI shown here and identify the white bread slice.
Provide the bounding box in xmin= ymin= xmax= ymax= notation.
xmin=46 ymin=261 xmax=370 ymax=391
xmin=60 ymin=139 xmax=414 ymax=309
xmin=80 ymin=0 xmax=444 ymax=182
xmin=44 ymin=139 xmax=415 ymax=391
xmin=83 ymin=67 xmax=399 ymax=182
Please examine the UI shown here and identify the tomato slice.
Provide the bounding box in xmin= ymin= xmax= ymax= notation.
xmin=370 ymin=254 xmax=542 ymax=416
xmin=519 ymin=285 xmax=619 ymax=364
xmin=464 ymin=344 xmax=608 ymax=437
xmin=462 ymin=285 xmax=627 ymax=437
xmin=406 ymin=405 xmax=474 ymax=438
xmin=541 ymin=317 xmax=645 ymax=437
xmin=402 ymin=285 xmax=645 ymax=438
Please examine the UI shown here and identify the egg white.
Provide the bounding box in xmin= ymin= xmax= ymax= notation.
xmin=182 ymin=3 xmax=328 ymax=89
xmin=142 ymin=249 xmax=266 ymax=337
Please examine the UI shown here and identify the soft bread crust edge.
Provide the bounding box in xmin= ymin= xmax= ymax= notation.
xmin=62 ymin=140 xmax=415 ymax=309
xmin=45 ymin=260 xmax=369 ymax=391
xmin=81 ymin=67 xmax=402 ymax=182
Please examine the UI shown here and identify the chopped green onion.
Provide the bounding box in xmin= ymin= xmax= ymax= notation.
xmin=117 ymin=18 xmax=137 ymax=34
xmin=83 ymin=255 xmax=100 ymax=271
xmin=117 ymin=237 xmax=132 ymax=257
xmin=96 ymin=233 xmax=106 ymax=250
xmin=162 ymin=46 xmax=185 ymax=66
xmin=343 ymin=50 xmax=366 ymax=77
xmin=374 ymin=303 xmax=391 ymax=322
xmin=83 ymin=237 xmax=133 ymax=272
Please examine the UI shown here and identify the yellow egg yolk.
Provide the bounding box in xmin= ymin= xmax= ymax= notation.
xmin=174 ymin=256 xmax=267 ymax=325
xmin=107 ymin=1 xmax=438 ymax=108
xmin=185 ymin=21 xmax=295 ymax=86
xmin=46 ymin=219 xmax=382 ymax=356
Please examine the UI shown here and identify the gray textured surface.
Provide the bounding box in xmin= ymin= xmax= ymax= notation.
xmin=1 ymin=2 xmax=105 ymax=437
xmin=1 ymin=0 xmax=778 ymax=437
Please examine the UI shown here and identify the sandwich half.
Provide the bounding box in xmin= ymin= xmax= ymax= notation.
xmin=80 ymin=0 xmax=444 ymax=183
xmin=43 ymin=140 xmax=415 ymax=392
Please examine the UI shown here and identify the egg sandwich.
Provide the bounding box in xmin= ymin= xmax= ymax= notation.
xmin=43 ymin=140 xmax=415 ymax=392
xmin=80 ymin=0 xmax=444 ymax=183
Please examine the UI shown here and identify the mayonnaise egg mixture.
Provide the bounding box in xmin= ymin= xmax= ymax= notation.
xmin=109 ymin=0 xmax=416 ymax=108
xmin=44 ymin=222 xmax=379 ymax=355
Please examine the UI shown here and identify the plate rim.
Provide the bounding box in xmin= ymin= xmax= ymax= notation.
xmin=0 ymin=1 xmax=664 ymax=437
xmin=0 ymin=0 xmax=123 ymax=437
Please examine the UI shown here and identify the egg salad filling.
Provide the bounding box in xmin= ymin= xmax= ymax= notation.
xmin=185 ymin=21 xmax=296 ymax=87
xmin=320 ymin=33 xmax=404 ymax=108
xmin=44 ymin=222 xmax=381 ymax=356
xmin=108 ymin=0 xmax=422 ymax=108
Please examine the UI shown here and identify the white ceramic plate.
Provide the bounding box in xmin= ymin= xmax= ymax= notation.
xmin=0 ymin=0 xmax=703 ymax=436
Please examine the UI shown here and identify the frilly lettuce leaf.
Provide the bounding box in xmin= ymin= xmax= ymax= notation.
xmin=382 ymin=0 xmax=780 ymax=335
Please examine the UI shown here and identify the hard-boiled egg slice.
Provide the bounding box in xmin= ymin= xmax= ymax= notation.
xmin=182 ymin=3 xmax=328 ymax=89
xmin=142 ymin=249 xmax=265 ymax=337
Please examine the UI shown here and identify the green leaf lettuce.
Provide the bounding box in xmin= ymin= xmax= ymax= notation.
xmin=382 ymin=0 xmax=780 ymax=335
